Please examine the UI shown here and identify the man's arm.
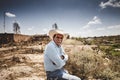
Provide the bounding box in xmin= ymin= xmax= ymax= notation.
xmin=60 ymin=47 xmax=68 ymax=61
xmin=61 ymin=54 xmax=68 ymax=61
xmin=45 ymin=45 xmax=66 ymax=68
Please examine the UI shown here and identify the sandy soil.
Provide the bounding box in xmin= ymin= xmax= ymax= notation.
xmin=0 ymin=45 xmax=46 ymax=80
xmin=0 ymin=39 xmax=103 ymax=80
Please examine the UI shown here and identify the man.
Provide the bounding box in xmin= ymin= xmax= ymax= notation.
xmin=44 ymin=29 xmax=81 ymax=80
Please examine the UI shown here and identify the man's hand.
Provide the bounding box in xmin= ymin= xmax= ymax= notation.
xmin=52 ymin=62 xmax=56 ymax=65
xmin=61 ymin=55 xmax=65 ymax=60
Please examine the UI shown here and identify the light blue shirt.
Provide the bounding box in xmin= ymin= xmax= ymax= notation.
xmin=44 ymin=41 xmax=68 ymax=72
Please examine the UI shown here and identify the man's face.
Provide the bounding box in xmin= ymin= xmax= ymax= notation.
xmin=53 ymin=34 xmax=63 ymax=46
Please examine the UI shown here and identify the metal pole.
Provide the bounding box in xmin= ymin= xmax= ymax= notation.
xmin=3 ymin=11 xmax=6 ymax=33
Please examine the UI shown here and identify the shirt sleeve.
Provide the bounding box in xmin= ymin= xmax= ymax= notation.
xmin=45 ymin=44 xmax=66 ymax=69
xmin=64 ymin=54 xmax=68 ymax=61
xmin=61 ymin=46 xmax=68 ymax=62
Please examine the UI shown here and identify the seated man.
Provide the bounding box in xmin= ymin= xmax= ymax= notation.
xmin=44 ymin=29 xmax=81 ymax=80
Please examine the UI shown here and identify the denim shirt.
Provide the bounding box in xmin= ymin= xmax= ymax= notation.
xmin=44 ymin=41 xmax=68 ymax=72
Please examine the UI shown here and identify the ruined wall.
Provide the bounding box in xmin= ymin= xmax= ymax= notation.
xmin=0 ymin=33 xmax=14 ymax=44
xmin=13 ymin=34 xmax=31 ymax=42
xmin=0 ymin=33 xmax=31 ymax=44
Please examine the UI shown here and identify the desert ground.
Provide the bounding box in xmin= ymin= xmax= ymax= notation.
xmin=0 ymin=43 xmax=46 ymax=80
xmin=0 ymin=39 xmax=89 ymax=80
xmin=0 ymin=38 xmax=119 ymax=80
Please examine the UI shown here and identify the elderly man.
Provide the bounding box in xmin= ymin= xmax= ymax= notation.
xmin=44 ymin=29 xmax=81 ymax=80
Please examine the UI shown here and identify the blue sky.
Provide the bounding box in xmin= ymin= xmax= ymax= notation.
xmin=0 ymin=0 xmax=120 ymax=37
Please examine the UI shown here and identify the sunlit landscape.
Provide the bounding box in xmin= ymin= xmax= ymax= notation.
xmin=0 ymin=0 xmax=120 ymax=80
xmin=0 ymin=34 xmax=120 ymax=80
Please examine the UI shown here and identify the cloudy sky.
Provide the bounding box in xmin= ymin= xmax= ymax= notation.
xmin=0 ymin=0 xmax=120 ymax=37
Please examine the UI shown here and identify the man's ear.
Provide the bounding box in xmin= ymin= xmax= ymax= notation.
xmin=53 ymin=34 xmax=56 ymax=39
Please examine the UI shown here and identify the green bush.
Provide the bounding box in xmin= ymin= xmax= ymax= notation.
xmin=110 ymin=50 xmax=120 ymax=56
xmin=112 ymin=44 xmax=120 ymax=48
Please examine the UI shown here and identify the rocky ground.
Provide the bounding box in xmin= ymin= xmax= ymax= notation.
xmin=0 ymin=45 xmax=46 ymax=80
xmin=0 ymin=39 xmax=109 ymax=80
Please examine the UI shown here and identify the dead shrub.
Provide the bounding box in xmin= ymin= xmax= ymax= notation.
xmin=65 ymin=50 xmax=118 ymax=80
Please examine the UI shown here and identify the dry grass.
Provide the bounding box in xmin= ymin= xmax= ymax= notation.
xmin=0 ymin=38 xmax=119 ymax=80
xmin=63 ymin=39 xmax=120 ymax=80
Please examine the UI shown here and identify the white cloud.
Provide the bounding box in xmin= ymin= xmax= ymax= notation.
xmin=83 ymin=25 xmax=90 ymax=29
xmin=100 ymin=0 xmax=120 ymax=9
xmin=83 ymin=16 xmax=102 ymax=29
xmin=107 ymin=24 xmax=120 ymax=29
xmin=43 ymin=28 xmax=48 ymax=32
xmin=88 ymin=16 xmax=102 ymax=25
xmin=80 ymin=24 xmax=120 ymax=37
xmin=5 ymin=12 xmax=16 ymax=17
xmin=79 ymin=29 xmax=95 ymax=37
xmin=43 ymin=28 xmax=47 ymax=32
xmin=28 ymin=27 xmax=34 ymax=31
xmin=96 ymin=24 xmax=120 ymax=31
xmin=42 ymin=28 xmax=49 ymax=34
xmin=96 ymin=27 xmax=105 ymax=31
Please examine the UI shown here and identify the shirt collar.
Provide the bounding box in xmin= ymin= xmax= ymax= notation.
xmin=51 ymin=41 xmax=61 ymax=48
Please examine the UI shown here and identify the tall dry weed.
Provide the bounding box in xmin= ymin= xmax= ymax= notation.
xmin=64 ymin=44 xmax=119 ymax=80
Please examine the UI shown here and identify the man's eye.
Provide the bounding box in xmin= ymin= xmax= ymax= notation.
xmin=57 ymin=37 xmax=63 ymax=39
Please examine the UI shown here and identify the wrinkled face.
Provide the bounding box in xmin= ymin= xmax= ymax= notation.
xmin=53 ymin=34 xmax=63 ymax=46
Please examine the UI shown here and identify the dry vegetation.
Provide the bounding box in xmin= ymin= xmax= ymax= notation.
xmin=64 ymin=36 xmax=120 ymax=80
xmin=0 ymin=35 xmax=120 ymax=80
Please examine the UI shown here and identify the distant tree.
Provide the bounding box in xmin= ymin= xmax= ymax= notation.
xmin=52 ymin=23 xmax=58 ymax=29
xmin=13 ymin=21 xmax=21 ymax=34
